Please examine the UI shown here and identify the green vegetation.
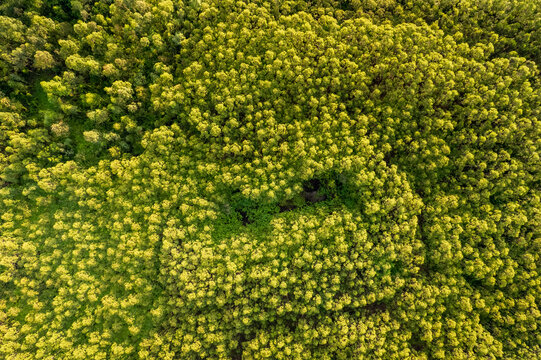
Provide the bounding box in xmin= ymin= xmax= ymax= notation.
xmin=1 ymin=0 xmax=540 ymax=359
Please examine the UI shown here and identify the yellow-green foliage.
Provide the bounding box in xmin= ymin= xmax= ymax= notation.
xmin=0 ymin=0 xmax=540 ymax=359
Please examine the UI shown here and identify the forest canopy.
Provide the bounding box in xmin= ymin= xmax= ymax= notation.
xmin=0 ymin=0 xmax=540 ymax=359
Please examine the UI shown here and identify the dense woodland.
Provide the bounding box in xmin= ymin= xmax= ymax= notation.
xmin=0 ymin=0 xmax=540 ymax=359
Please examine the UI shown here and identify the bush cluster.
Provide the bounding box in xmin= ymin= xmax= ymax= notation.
xmin=1 ymin=0 xmax=539 ymax=359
